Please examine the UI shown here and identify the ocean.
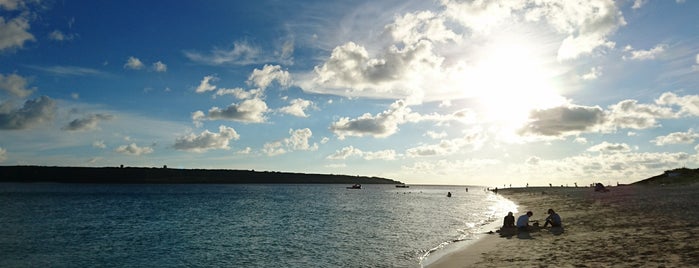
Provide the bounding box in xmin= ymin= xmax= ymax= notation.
xmin=0 ymin=183 xmax=516 ymax=267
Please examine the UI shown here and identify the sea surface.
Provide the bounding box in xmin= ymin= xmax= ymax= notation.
xmin=0 ymin=183 xmax=516 ymax=267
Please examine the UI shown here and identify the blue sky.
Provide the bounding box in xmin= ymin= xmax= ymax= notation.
xmin=1 ymin=0 xmax=698 ymax=186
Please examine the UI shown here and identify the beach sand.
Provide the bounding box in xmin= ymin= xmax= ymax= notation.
xmin=428 ymin=184 xmax=699 ymax=267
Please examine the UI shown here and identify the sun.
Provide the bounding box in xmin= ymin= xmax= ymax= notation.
xmin=457 ymin=33 xmax=566 ymax=130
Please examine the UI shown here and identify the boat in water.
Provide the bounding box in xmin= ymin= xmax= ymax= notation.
xmin=347 ymin=184 xmax=362 ymax=189
xmin=395 ymin=184 xmax=409 ymax=188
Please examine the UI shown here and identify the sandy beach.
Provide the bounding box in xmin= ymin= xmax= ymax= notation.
xmin=428 ymin=184 xmax=699 ymax=267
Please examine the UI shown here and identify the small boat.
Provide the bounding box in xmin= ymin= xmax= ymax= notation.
xmin=395 ymin=184 xmax=409 ymax=188
xmin=347 ymin=184 xmax=362 ymax=189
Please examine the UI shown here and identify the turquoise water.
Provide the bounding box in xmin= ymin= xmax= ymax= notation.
xmin=0 ymin=183 xmax=515 ymax=267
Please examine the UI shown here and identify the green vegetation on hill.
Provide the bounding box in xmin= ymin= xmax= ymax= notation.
xmin=0 ymin=166 xmax=402 ymax=185
xmin=633 ymin=168 xmax=699 ymax=185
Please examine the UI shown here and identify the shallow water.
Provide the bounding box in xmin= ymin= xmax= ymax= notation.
xmin=0 ymin=183 xmax=515 ymax=267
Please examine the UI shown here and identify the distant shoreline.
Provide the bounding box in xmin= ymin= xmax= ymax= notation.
xmin=0 ymin=165 xmax=403 ymax=185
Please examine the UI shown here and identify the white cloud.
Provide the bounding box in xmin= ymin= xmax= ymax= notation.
xmin=247 ymin=65 xmax=291 ymax=90
xmin=425 ymin=131 xmax=447 ymax=139
xmin=656 ymin=92 xmax=699 ymax=117
xmin=152 ymin=61 xmax=167 ymax=72
xmin=406 ymin=132 xmax=485 ymax=157
xmin=327 ymin=146 xmax=363 ymax=160
xmin=574 ymin=137 xmax=588 ymax=144
xmin=587 ymin=142 xmax=632 ymax=153
xmin=632 ymin=0 xmax=648 ymax=9
xmin=302 ymin=40 xmax=444 ymax=102
xmin=606 ymin=99 xmax=676 ymax=130
xmin=215 ymin=88 xmax=262 ymax=100
xmin=0 ymin=146 xmax=6 ymax=162
xmin=526 ymin=156 xmax=540 ymax=165
xmin=62 ymin=113 xmax=114 ymax=131
xmin=115 ymin=143 xmax=154 ymax=155
xmin=326 ymin=145 xmax=396 ymax=160
xmin=195 ymin=75 xmax=218 ymax=93
xmin=384 ymin=10 xmax=459 ymax=45
xmin=237 ymin=147 xmax=251 ymax=154
xmin=330 ymin=100 xmax=416 ymax=139
xmin=278 ymin=98 xmax=313 ymax=117
xmin=0 ymin=73 xmax=34 ymax=97
xmin=263 ymin=128 xmax=318 ymax=156
xmin=581 ymin=66 xmax=602 ymax=80
xmin=173 ymin=125 xmax=240 ymax=153
xmin=442 ymin=0 xmax=525 ymax=34
xmin=651 ymin=130 xmax=699 ymax=146
xmin=92 ymin=140 xmax=106 ymax=149
xmin=195 ymin=98 xmax=269 ymax=123
xmin=0 ymin=16 xmax=35 ymax=52
xmin=623 ymin=44 xmax=667 ymax=60
xmin=184 ymin=40 xmax=286 ymax=66
xmin=48 ymin=30 xmax=75 ymax=41
xmin=124 ymin=56 xmax=145 ymax=70
xmin=363 ymin=149 xmax=398 ymax=160
xmin=0 ymin=96 xmax=56 ymax=130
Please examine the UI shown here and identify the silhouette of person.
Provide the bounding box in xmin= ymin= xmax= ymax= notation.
xmin=543 ymin=208 xmax=562 ymax=227
xmin=503 ymin=212 xmax=515 ymax=228
xmin=516 ymin=211 xmax=533 ymax=232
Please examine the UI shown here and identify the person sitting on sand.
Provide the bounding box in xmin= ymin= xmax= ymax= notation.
xmin=543 ymin=208 xmax=562 ymax=228
xmin=503 ymin=212 xmax=515 ymax=228
xmin=516 ymin=211 xmax=533 ymax=231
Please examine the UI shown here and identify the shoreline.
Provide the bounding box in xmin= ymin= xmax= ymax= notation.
xmin=427 ymin=185 xmax=699 ymax=267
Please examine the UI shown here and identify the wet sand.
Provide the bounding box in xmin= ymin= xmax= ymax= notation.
xmin=428 ymin=184 xmax=699 ymax=267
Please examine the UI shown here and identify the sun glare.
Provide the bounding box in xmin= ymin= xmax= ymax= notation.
xmin=459 ymin=34 xmax=565 ymax=130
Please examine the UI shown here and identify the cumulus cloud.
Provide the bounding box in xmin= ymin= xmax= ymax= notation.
xmin=519 ymin=105 xmax=605 ymax=137
xmin=519 ymin=95 xmax=686 ymax=138
xmin=214 ymin=87 xmax=262 ymax=100
xmin=587 ymin=142 xmax=632 ymax=153
xmin=606 ymin=99 xmax=676 ymax=130
xmin=115 ymin=143 xmax=154 ymax=155
xmin=656 ymin=92 xmax=699 ymax=117
xmin=632 ymin=0 xmax=648 ymax=9
xmin=651 ymin=130 xmax=699 ymax=146
xmin=247 ymin=65 xmax=291 ymax=90
xmin=194 ymin=98 xmax=269 ymax=123
xmin=623 ymin=44 xmax=667 ymax=60
xmin=262 ymin=128 xmax=318 ymax=156
xmin=173 ymin=125 xmax=240 ymax=152
xmin=0 ymin=73 xmax=34 ymax=98
xmin=581 ymin=66 xmax=602 ymax=80
xmin=152 ymin=61 xmax=167 ymax=72
xmin=0 ymin=16 xmax=35 ymax=52
xmin=330 ymin=100 xmax=417 ymax=139
xmin=195 ymin=75 xmax=218 ymax=93
xmin=62 ymin=114 xmax=114 ymax=131
xmin=406 ymin=132 xmax=485 ymax=157
xmin=0 ymin=96 xmax=56 ymax=130
xmin=326 ymin=145 xmax=397 ymax=160
xmin=442 ymin=0 xmax=624 ymax=60
xmin=124 ymin=56 xmax=145 ymax=70
xmin=279 ymin=98 xmax=313 ymax=117
xmin=303 ymin=40 xmax=443 ymax=101
xmin=384 ymin=10 xmax=459 ymax=45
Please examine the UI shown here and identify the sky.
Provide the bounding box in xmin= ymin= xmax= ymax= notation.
xmin=1 ymin=0 xmax=698 ymax=186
